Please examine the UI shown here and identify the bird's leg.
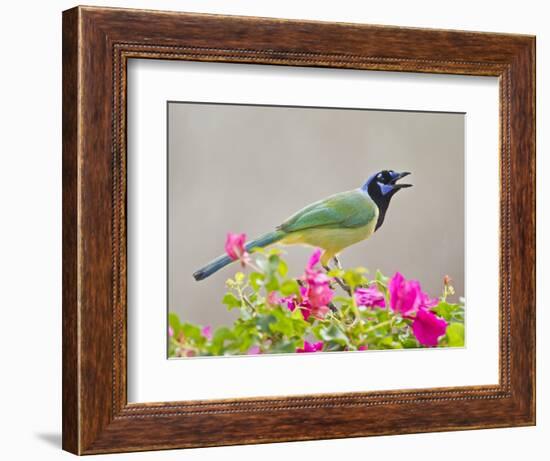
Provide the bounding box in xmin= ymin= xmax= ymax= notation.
xmin=332 ymin=256 xmax=353 ymax=295
xmin=324 ymin=259 xmax=352 ymax=296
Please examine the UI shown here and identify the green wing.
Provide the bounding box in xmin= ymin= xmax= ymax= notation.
xmin=278 ymin=189 xmax=377 ymax=232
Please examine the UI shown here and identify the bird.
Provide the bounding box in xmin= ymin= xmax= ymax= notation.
xmin=193 ymin=170 xmax=412 ymax=281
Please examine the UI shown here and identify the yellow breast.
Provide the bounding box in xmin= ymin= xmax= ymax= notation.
xmin=280 ymin=218 xmax=378 ymax=258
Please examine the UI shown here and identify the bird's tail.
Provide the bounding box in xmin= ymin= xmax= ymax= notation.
xmin=193 ymin=230 xmax=285 ymax=281
xmin=244 ymin=230 xmax=285 ymax=253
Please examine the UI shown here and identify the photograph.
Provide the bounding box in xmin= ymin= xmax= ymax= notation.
xmin=167 ymin=102 xmax=466 ymax=357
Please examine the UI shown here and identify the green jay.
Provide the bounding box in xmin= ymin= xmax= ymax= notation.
xmin=193 ymin=170 xmax=412 ymax=281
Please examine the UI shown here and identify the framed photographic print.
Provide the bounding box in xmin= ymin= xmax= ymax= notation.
xmin=62 ymin=6 xmax=535 ymax=454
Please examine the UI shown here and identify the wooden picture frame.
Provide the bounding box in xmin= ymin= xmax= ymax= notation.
xmin=62 ymin=5 xmax=535 ymax=454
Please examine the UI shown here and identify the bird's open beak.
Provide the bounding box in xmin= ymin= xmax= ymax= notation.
xmin=391 ymin=171 xmax=412 ymax=189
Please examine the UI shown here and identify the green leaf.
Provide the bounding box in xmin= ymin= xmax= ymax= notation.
xmin=255 ymin=314 xmax=277 ymax=333
xmin=268 ymin=254 xmax=281 ymax=273
xmin=256 ymin=256 xmax=269 ymax=272
xmin=374 ymin=270 xmax=389 ymax=297
xmin=168 ymin=341 xmax=176 ymax=357
xmin=378 ymin=336 xmax=403 ymax=349
xmin=168 ymin=312 xmax=181 ymax=336
xmin=222 ymin=293 xmax=241 ymax=310
xmin=319 ymin=324 xmax=349 ymax=346
xmin=375 ymin=270 xmax=388 ymax=284
xmin=268 ymin=307 xmax=307 ymax=338
xmin=376 ymin=309 xmax=390 ymax=322
xmin=269 ymin=316 xmax=294 ymax=337
xmin=446 ymin=322 xmax=465 ymax=347
xmin=289 ymin=307 xmax=307 ymax=322
xmin=232 ymin=321 xmax=259 ymax=352
xmin=401 ymin=337 xmax=420 ymax=348
xmin=265 ymin=276 xmax=280 ymax=292
xmin=332 ymin=295 xmax=350 ymax=304
xmin=323 ymin=342 xmax=347 ymax=352
xmin=239 ymin=308 xmax=253 ymax=320
xmin=248 ymin=292 xmax=258 ymax=304
xmin=249 ymin=272 xmax=265 ymax=291
xmin=280 ymin=279 xmax=300 ymax=297
xmin=210 ymin=327 xmax=235 ymax=354
xmin=434 ymin=301 xmax=457 ymax=321
xmin=278 ymin=259 xmax=289 ymax=278
xmin=270 ymin=340 xmax=300 ymax=354
xmin=181 ymin=322 xmax=203 ymax=343
xmin=327 ymin=268 xmax=345 ymax=278
xmin=343 ymin=269 xmax=364 ymax=289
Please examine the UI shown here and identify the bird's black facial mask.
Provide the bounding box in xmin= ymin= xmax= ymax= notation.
xmin=376 ymin=170 xmax=412 ymax=196
xmin=364 ymin=170 xmax=412 ymax=231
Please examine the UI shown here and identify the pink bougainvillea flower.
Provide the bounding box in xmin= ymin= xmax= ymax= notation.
xmin=280 ymin=285 xmax=306 ymax=311
xmin=420 ymin=291 xmax=438 ymax=309
xmin=296 ymin=341 xmax=324 ymax=353
xmin=201 ymin=325 xmax=212 ymax=340
xmin=305 ymin=271 xmax=334 ymax=310
xmin=272 ymin=289 xmax=331 ymax=320
xmin=298 ymin=304 xmax=312 ymax=320
xmin=281 ymin=249 xmax=334 ymax=320
xmin=388 ymin=272 xmax=436 ymax=315
xmin=307 ymin=248 xmax=322 ymax=270
xmin=280 ymin=286 xmax=312 ymax=318
xmin=306 ymin=303 xmax=330 ymax=320
xmin=412 ymin=308 xmax=448 ymax=347
xmin=168 ymin=326 xmax=174 ymax=338
xmin=389 ymin=272 xmax=422 ymax=315
xmin=302 ymin=248 xmax=334 ymax=318
xmin=358 ymin=345 xmax=369 ymax=351
xmin=299 ymin=284 xmax=332 ymax=320
xmin=281 ymin=294 xmax=298 ymax=312
xmin=247 ymin=345 xmax=261 ymax=355
xmin=224 ymin=232 xmax=249 ymax=266
xmin=287 ymin=291 xmax=314 ymax=320
xmin=283 ymin=289 xmax=324 ymax=321
xmin=355 ymin=286 xmax=386 ymax=308
xmin=267 ymin=291 xmax=279 ymax=306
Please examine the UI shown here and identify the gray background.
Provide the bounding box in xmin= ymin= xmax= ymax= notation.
xmin=168 ymin=103 xmax=464 ymax=327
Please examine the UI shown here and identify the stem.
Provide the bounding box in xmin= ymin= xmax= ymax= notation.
xmin=236 ymin=284 xmax=255 ymax=312
xmin=244 ymin=259 xmax=262 ymax=273
xmin=323 ymin=264 xmax=352 ymax=296
xmin=327 ymin=311 xmax=346 ymax=328
xmin=242 ymin=294 xmax=254 ymax=310
xmin=364 ymin=318 xmax=393 ymax=334
xmin=348 ymin=286 xmax=362 ymax=327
